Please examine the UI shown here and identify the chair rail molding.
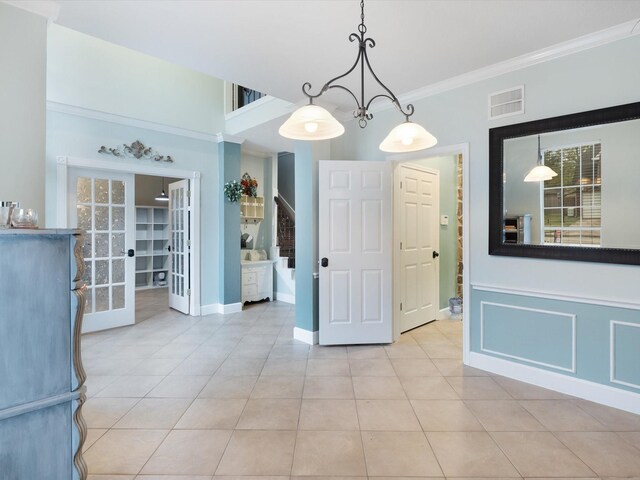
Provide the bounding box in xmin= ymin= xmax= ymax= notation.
xmin=472 ymin=283 xmax=640 ymax=310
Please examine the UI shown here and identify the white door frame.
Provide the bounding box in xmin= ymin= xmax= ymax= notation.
xmin=55 ymin=155 xmax=202 ymax=316
xmin=387 ymin=143 xmax=470 ymax=365
xmin=394 ymin=163 xmax=440 ymax=333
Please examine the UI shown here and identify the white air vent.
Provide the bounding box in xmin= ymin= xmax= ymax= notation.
xmin=489 ymin=85 xmax=525 ymax=120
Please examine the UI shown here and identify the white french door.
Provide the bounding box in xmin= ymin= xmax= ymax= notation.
xmin=318 ymin=161 xmax=393 ymax=345
xmin=169 ymin=179 xmax=190 ymax=314
xmin=396 ymin=164 xmax=439 ymax=333
xmin=68 ymin=168 xmax=135 ymax=333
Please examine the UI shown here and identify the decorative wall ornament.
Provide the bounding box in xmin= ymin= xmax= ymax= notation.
xmin=224 ymin=180 xmax=244 ymax=203
xmin=98 ymin=140 xmax=174 ymax=162
xmin=241 ymin=172 xmax=258 ymax=197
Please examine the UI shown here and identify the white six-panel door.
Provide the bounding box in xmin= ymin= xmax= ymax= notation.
xmin=397 ymin=164 xmax=439 ymax=333
xmin=169 ymin=179 xmax=190 ymax=314
xmin=319 ymin=161 xmax=392 ymax=345
xmin=68 ymin=168 xmax=135 ymax=333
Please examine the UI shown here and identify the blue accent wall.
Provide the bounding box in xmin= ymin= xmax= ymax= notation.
xmin=472 ymin=287 xmax=640 ymax=393
xmin=218 ymin=141 xmax=241 ymax=305
xmin=294 ymin=142 xmax=321 ymax=332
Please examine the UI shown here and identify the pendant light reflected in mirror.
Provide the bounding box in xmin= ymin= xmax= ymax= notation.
xmin=524 ymin=135 xmax=558 ymax=182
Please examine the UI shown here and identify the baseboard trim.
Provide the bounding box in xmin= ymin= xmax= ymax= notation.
xmin=293 ymin=327 xmax=319 ymax=345
xmin=220 ymin=302 xmax=243 ymax=314
xmin=200 ymin=302 xmax=243 ymax=315
xmin=437 ymin=307 xmax=455 ymax=320
xmin=468 ymin=351 xmax=640 ymax=415
xmin=200 ymin=304 xmax=218 ymax=316
xmin=274 ymin=292 xmax=295 ymax=304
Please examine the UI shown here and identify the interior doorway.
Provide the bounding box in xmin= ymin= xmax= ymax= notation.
xmin=134 ymin=174 xmax=190 ymax=320
xmin=394 ymin=163 xmax=441 ymax=333
xmin=392 ymin=147 xmax=467 ymax=344
xmin=58 ymin=155 xmax=202 ymax=333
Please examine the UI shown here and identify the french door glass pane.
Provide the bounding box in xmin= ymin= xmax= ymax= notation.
xmin=76 ymin=175 xmax=128 ymax=314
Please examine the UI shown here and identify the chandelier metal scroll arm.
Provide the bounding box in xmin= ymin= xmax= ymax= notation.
xmin=302 ymin=32 xmax=366 ymax=102
xmin=361 ymin=41 xmax=415 ymax=120
xmin=325 ymin=84 xmax=363 ymax=116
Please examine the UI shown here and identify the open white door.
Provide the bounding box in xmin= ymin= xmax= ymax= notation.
xmin=396 ymin=164 xmax=440 ymax=333
xmin=169 ymin=179 xmax=190 ymax=314
xmin=319 ymin=161 xmax=392 ymax=345
xmin=68 ymin=168 xmax=135 ymax=333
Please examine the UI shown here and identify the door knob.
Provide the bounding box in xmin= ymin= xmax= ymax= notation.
xmin=432 ymin=251 xmax=439 ymax=259
xmin=127 ymin=249 xmax=135 ymax=257
xmin=321 ymin=257 xmax=329 ymax=267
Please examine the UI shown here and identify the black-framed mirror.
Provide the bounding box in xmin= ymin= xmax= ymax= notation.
xmin=489 ymin=101 xmax=640 ymax=265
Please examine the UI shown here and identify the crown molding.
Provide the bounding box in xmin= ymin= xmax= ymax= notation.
xmin=2 ymin=0 xmax=60 ymax=21
xmin=47 ymin=101 xmax=218 ymax=143
xmin=366 ymin=19 xmax=640 ymax=116
xmin=216 ymin=133 xmax=245 ymax=145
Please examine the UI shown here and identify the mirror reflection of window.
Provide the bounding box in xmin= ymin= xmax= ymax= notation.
xmin=542 ymin=143 xmax=602 ymax=246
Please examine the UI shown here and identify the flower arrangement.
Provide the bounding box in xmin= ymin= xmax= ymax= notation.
xmin=241 ymin=172 xmax=258 ymax=197
xmin=224 ymin=180 xmax=244 ymax=202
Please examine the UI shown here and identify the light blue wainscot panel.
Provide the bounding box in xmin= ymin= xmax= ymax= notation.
xmin=471 ymin=287 xmax=640 ymax=394
xmin=611 ymin=321 xmax=640 ymax=390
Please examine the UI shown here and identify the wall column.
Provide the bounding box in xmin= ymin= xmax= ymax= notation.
xmin=217 ymin=134 xmax=244 ymax=312
xmin=293 ymin=140 xmax=329 ymax=344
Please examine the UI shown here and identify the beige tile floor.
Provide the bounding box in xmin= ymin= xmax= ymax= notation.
xmin=81 ymin=292 xmax=640 ymax=480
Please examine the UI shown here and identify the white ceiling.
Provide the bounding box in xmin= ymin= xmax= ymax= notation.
xmin=48 ymin=0 xmax=640 ymax=150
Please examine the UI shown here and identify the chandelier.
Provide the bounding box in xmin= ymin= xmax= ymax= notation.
xmin=278 ymin=0 xmax=437 ymax=153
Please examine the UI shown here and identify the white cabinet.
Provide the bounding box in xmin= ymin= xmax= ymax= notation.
xmin=241 ymin=260 xmax=274 ymax=303
xmin=135 ymin=206 xmax=170 ymax=289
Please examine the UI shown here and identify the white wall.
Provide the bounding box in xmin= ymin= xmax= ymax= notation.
xmin=47 ymin=25 xmax=225 ymax=134
xmin=332 ymin=34 xmax=640 ymax=303
xmin=0 ymin=4 xmax=47 ymax=223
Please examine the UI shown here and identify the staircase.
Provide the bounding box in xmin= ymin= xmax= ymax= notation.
xmin=274 ymin=195 xmax=295 ymax=268
xmin=271 ymin=195 xmax=296 ymax=304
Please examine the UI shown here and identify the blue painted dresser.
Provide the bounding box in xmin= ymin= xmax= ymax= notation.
xmin=0 ymin=229 xmax=87 ymax=479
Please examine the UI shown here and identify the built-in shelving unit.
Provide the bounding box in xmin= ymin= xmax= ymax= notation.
xmin=135 ymin=206 xmax=169 ymax=289
xmin=240 ymin=195 xmax=264 ymax=224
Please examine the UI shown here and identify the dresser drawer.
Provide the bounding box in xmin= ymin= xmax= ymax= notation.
xmin=243 ymin=283 xmax=258 ymax=297
xmin=243 ymin=271 xmax=257 ymax=285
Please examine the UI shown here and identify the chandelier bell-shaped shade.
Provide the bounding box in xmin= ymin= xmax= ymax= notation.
xmin=523 ymin=135 xmax=558 ymax=182
xmin=279 ymin=104 xmax=345 ymax=141
xmin=379 ymin=121 xmax=438 ymax=153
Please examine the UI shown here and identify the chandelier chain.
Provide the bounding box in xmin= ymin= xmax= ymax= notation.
xmin=359 ymin=0 xmax=366 ymax=34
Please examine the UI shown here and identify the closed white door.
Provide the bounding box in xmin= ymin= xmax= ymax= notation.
xmin=319 ymin=161 xmax=393 ymax=345
xmin=68 ymin=168 xmax=135 ymax=333
xmin=397 ymin=164 xmax=439 ymax=333
xmin=169 ymin=179 xmax=190 ymax=314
